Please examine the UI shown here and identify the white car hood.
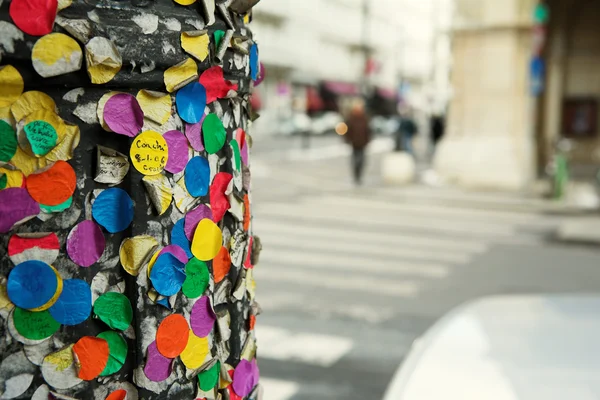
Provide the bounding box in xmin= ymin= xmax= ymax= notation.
xmin=383 ymin=295 xmax=600 ymax=400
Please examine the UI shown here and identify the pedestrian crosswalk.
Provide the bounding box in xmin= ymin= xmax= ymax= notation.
xmin=252 ymin=185 xmax=562 ymax=400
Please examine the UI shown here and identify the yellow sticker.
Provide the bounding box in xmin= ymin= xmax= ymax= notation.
xmin=0 ymin=66 xmax=24 ymax=108
xmin=45 ymin=122 xmax=80 ymax=162
xmin=85 ymin=37 xmax=122 ymax=85
xmin=136 ymin=90 xmax=172 ymax=125
xmin=164 ymin=58 xmax=198 ymax=93
xmin=11 ymin=91 xmax=57 ymax=123
xmin=174 ymin=0 xmax=196 ymax=5
xmin=142 ymin=174 xmax=173 ymax=215
xmin=191 ymin=219 xmax=222 ymax=261
xmin=32 ymin=33 xmax=83 ymax=78
xmin=9 ymin=147 xmax=44 ymax=177
xmin=0 ymin=167 xmax=25 ymax=188
xmin=130 ymin=130 xmax=168 ymax=175
xmin=180 ymin=331 xmax=209 ymax=369
xmin=57 ymin=0 xmax=72 ymax=10
xmin=0 ymin=281 xmax=14 ymax=311
xmin=246 ymin=268 xmax=256 ymax=300
xmin=97 ymin=91 xmax=124 ymax=132
xmin=181 ymin=32 xmax=210 ymax=62
xmin=30 ymin=265 xmax=63 ymax=312
xmin=119 ymin=235 xmax=159 ymax=276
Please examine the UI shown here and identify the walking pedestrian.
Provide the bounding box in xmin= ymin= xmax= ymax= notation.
xmin=399 ymin=107 xmax=418 ymax=156
xmin=344 ymin=99 xmax=372 ymax=185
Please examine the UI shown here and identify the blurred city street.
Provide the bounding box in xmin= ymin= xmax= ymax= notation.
xmin=249 ymin=136 xmax=600 ymax=400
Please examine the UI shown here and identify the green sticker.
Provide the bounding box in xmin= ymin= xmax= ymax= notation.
xmin=0 ymin=173 xmax=7 ymax=190
xmin=93 ymin=292 xmax=133 ymax=331
xmin=40 ymin=196 xmax=73 ymax=213
xmin=198 ymin=360 xmax=220 ymax=391
xmin=202 ymin=114 xmax=226 ymax=154
xmin=24 ymin=120 xmax=58 ymax=157
xmin=13 ymin=307 xmax=60 ymax=340
xmin=182 ymin=258 xmax=210 ymax=299
xmin=214 ymin=30 xmax=225 ymax=50
xmin=97 ymin=331 xmax=128 ymax=376
xmin=230 ymin=139 xmax=241 ymax=172
xmin=0 ymin=120 xmax=18 ymax=163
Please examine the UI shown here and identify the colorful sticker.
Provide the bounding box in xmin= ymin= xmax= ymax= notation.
xmin=72 ymin=336 xmax=109 ymax=380
xmin=97 ymin=331 xmax=128 ymax=376
xmin=184 ymin=156 xmax=210 ymax=197
xmin=190 ymin=296 xmax=215 ymax=338
xmin=156 ymin=314 xmax=189 ymax=358
xmin=176 ymin=81 xmax=207 ymax=124
xmin=32 ymin=33 xmax=83 ymax=78
xmin=93 ymin=292 xmax=133 ymax=331
xmin=48 ymin=279 xmax=92 ymax=326
xmin=191 ymin=219 xmax=222 ymax=261
xmin=103 ymin=93 xmax=144 ymax=137
xmin=92 ymin=188 xmax=134 ymax=233
xmin=202 ymin=113 xmax=226 ymax=154
xmin=66 ymin=220 xmax=106 ymax=267
xmin=130 ymin=130 xmax=169 ymax=175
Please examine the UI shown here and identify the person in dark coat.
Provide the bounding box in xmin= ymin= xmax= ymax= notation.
xmin=345 ymin=99 xmax=371 ymax=184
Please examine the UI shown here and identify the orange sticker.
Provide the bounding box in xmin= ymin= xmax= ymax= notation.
xmin=27 ymin=160 xmax=76 ymax=206
xmin=243 ymin=194 xmax=250 ymax=231
xmin=72 ymin=336 xmax=109 ymax=381
xmin=213 ymin=246 xmax=231 ymax=284
xmin=156 ymin=314 xmax=189 ymax=358
xmin=105 ymin=389 xmax=127 ymax=400
xmin=249 ymin=315 xmax=256 ymax=331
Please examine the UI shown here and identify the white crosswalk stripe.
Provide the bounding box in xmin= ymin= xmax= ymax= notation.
xmin=253 ymin=187 xmax=560 ymax=399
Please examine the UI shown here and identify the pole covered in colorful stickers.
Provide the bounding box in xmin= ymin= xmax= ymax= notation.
xmin=0 ymin=0 xmax=263 ymax=398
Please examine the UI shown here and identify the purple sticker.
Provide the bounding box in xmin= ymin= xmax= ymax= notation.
xmin=190 ymin=296 xmax=215 ymax=338
xmin=255 ymin=62 xmax=266 ymax=86
xmin=233 ymin=359 xmax=260 ymax=397
xmin=143 ymin=341 xmax=173 ymax=382
xmin=158 ymin=245 xmax=189 ymax=264
xmin=103 ymin=93 xmax=144 ymax=137
xmin=240 ymin=140 xmax=249 ymax=166
xmin=184 ymin=204 xmax=213 ymax=241
xmin=163 ymin=130 xmax=190 ymax=174
xmin=66 ymin=220 xmax=106 ymax=267
xmin=185 ymin=120 xmax=205 ymax=152
xmin=0 ymin=188 xmax=40 ymax=233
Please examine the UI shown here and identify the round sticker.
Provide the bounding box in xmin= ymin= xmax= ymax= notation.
xmin=73 ymin=336 xmax=109 ymax=380
xmin=190 ymin=296 xmax=215 ymax=338
xmin=41 ymin=345 xmax=82 ymax=390
xmin=184 ymin=156 xmax=210 ymax=197
xmin=182 ymin=258 xmax=210 ymax=299
xmin=93 ymin=292 xmax=133 ymax=331
xmin=11 ymin=91 xmax=56 ymax=123
xmin=97 ymin=331 xmax=128 ymax=376
xmin=180 ymin=331 xmax=209 ymax=369
xmin=250 ymin=44 xmax=259 ymax=81
xmin=8 ymin=232 xmax=60 ymax=266
xmin=148 ymin=244 xmax=189 ymax=277
xmin=7 ymin=260 xmax=60 ymax=310
xmin=92 ymin=188 xmax=134 ymax=233
xmin=67 ymin=220 xmax=106 ymax=267
xmin=149 ymin=253 xmax=186 ymax=297
xmin=23 ymin=120 xmax=58 ymax=157
xmin=213 ymin=246 xmax=231 ymax=284
xmin=130 ymin=130 xmax=168 ymax=175
xmin=184 ymin=204 xmax=213 ymax=240
xmin=9 ymin=0 xmax=58 ymax=36
xmin=0 ymin=120 xmax=18 ymax=162
xmin=40 ymin=196 xmax=72 ymax=214
xmin=198 ymin=360 xmax=220 ymax=391
xmin=0 ymin=65 xmax=24 ymax=108
xmin=136 ymin=90 xmax=172 ymax=125
xmin=171 ymin=219 xmax=193 ymax=259
xmin=48 ymin=279 xmax=92 ymax=326
xmin=85 ymin=37 xmax=122 ymax=85
xmin=103 ymin=93 xmax=144 ymax=137
xmin=176 ymin=81 xmax=207 ymax=124
xmin=0 ymin=188 xmax=39 ymax=233
xmin=105 ymin=390 xmax=128 ymax=400
xmin=144 ymin=341 xmax=173 ymax=382
xmin=233 ymin=359 xmax=259 ymax=397
xmin=156 ymin=314 xmax=189 ymax=358
xmin=119 ymin=235 xmax=159 ymax=276
xmin=163 ymin=130 xmax=189 ymax=174
xmin=185 ymin=121 xmax=205 ymax=152
xmin=13 ymin=307 xmax=60 ymax=340
xmin=202 ymin=113 xmax=226 ymax=154
xmin=191 ymin=219 xmax=222 ymax=261
xmin=32 ymin=33 xmax=82 ymax=78
xmin=26 ymin=160 xmax=76 ymax=206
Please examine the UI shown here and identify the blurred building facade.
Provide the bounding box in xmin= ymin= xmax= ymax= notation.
xmin=436 ymin=0 xmax=600 ymax=190
xmin=251 ymin=0 xmax=453 ymax=135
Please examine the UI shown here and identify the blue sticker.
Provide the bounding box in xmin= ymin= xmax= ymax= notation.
xmin=176 ymin=82 xmax=207 ymax=124
xmin=92 ymin=188 xmax=134 ymax=234
xmin=250 ymin=44 xmax=259 ymax=81
xmin=48 ymin=279 xmax=92 ymax=326
xmin=156 ymin=297 xmax=171 ymax=309
xmin=184 ymin=156 xmax=210 ymax=197
xmin=150 ymin=253 xmax=186 ymax=296
xmin=172 ymin=219 xmax=193 ymax=259
xmin=7 ymin=260 xmax=58 ymax=310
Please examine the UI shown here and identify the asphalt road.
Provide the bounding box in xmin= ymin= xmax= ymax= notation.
xmin=248 ymin=135 xmax=600 ymax=400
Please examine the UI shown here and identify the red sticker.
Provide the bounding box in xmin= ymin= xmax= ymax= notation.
xmin=105 ymin=390 xmax=127 ymax=400
xmin=8 ymin=233 xmax=60 ymax=265
xmin=210 ymin=172 xmax=232 ymax=223
xmin=199 ymin=66 xmax=238 ymax=104
xmin=9 ymin=0 xmax=58 ymax=36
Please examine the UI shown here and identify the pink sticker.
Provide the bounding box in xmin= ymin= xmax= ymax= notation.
xmin=66 ymin=220 xmax=106 ymax=267
xmin=190 ymin=296 xmax=215 ymax=338
xmin=240 ymin=140 xmax=249 ymax=166
xmin=233 ymin=359 xmax=260 ymax=397
xmin=184 ymin=204 xmax=213 ymax=241
xmin=0 ymin=188 xmax=40 ymax=233
xmin=185 ymin=119 xmax=205 ymax=152
xmin=163 ymin=130 xmax=190 ymax=174
xmin=143 ymin=341 xmax=173 ymax=382
xmin=103 ymin=93 xmax=144 ymax=137
xmin=158 ymin=245 xmax=188 ymax=264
